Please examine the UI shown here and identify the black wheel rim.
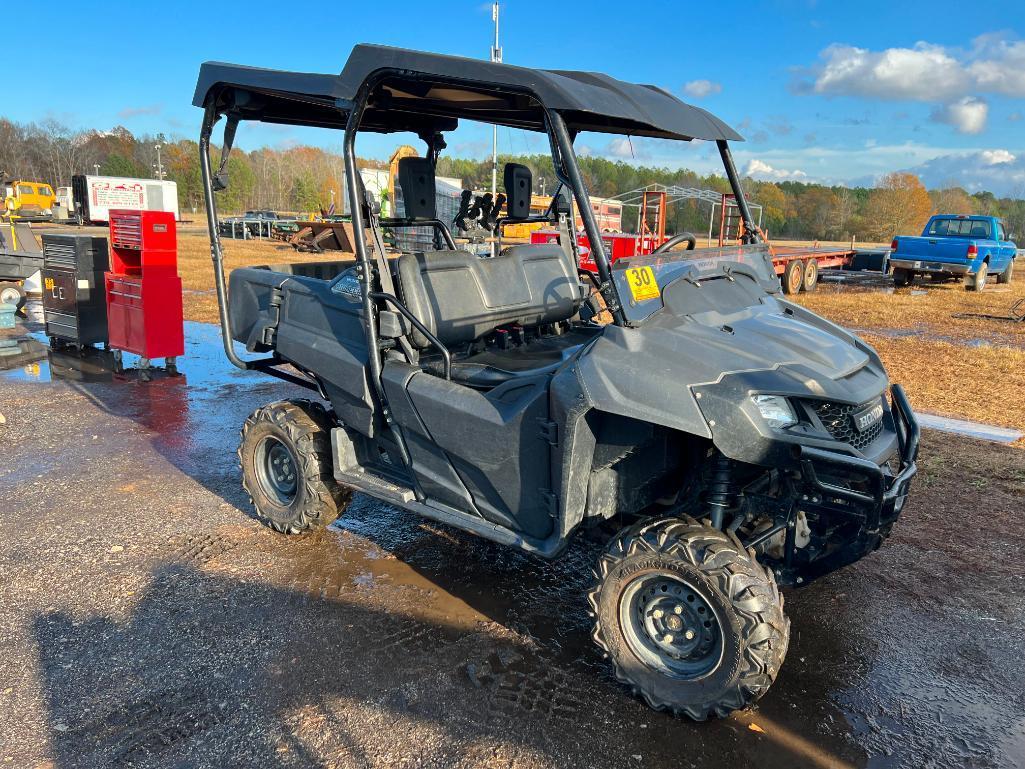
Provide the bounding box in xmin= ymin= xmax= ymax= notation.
xmin=255 ymin=436 xmax=299 ymax=506
xmin=619 ymin=573 xmax=724 ymax=679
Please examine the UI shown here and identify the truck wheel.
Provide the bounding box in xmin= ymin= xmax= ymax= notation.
xmin=966 ymin=265 xmax=988 ymax=292
xmin=802 ymin=259 xmax=819 ymax=292
xmin=997 ymin=259 xmax=1014 ymax=285
xmin=0 ymin=282 xmax=26 ymax=311
xmin=589 ymin=517 xmax=789 ymax=720
xmin=891 ymin=268 xmax=913 ymax=287
xmin=238 ymin=399 xmax=351 ymax=534
xmin=782 ymin=260 xmax=804 ymax=294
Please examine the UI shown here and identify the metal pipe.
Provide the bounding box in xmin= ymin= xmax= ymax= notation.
xmin=200 ymin=105 xmax=265 ymax=372
xmin=342 ymin=82 xmax=421 ymax=497
xmin=370 ymin=292 xmax=451 ymax=380
xmin=547 ymin=111 xmax=625 ymax=325
xmin=716 ymin=140 xmax=760 ymax=244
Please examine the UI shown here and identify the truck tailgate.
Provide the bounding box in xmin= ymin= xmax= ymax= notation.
xmin=895 ymin=236 xmax=970 ymax=264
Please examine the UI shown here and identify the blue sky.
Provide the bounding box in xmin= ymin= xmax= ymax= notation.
xmin=16 ymin=0 xmax=1025 ymax=195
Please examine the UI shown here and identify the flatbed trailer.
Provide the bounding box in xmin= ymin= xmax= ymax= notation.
xmin=528 ymin=229 xmax=888 ymax=293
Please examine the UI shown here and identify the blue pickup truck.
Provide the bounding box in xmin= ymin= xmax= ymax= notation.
xmin=889 ymin=215 xmax=1017 ymax=291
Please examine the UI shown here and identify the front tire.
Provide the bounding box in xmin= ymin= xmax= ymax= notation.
xmin=589 ymin=517 xmax=789 ymax=720
xmin=997 ymin=259 xmax=1014 ymax=285
xmin=239 ymin=399 xmax=351 ymax=534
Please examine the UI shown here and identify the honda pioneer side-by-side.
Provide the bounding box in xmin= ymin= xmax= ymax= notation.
xmin=194 ymin=45 xmax=919 ymax=719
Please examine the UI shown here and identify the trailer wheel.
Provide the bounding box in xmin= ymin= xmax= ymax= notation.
xmin=891 ymin=268 xmax=913 ymax=287
xmin=802 ymin=259 xmax=819 ymax=292
xmin=589 ymin=517 xmax=789 ymax=720
xmin=0 ymin=282 xmax=26 ymax=312
xmin=966 ymin=265 xmax=988 ymax=292
xmin=239 ymin=399 xmax=351 ymax=534
xmin=782 ymin=260 xmax=804 ymax=294
xmin=997 ymin=259 xmax=1014 ymax=285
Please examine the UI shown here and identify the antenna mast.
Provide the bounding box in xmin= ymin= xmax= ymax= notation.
xmin=490 ymin=2 xmax=501 ymax=196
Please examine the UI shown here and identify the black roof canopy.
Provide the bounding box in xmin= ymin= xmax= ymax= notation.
xmin=194 ymin=44 xmax=742 ymax=142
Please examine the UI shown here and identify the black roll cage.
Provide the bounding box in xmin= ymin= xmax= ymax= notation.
xmin=198 ymin=67 xmax=761 ymax=394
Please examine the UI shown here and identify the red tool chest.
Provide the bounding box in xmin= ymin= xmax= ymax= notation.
xmin=104 ymin=210 xmax=184 ymax=365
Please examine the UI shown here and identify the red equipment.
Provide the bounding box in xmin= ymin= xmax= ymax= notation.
xmin=104 ymin=210 xmax=184 ymax=370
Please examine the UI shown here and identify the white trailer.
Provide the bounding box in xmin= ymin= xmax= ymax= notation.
xmin=70 ymin=175 xmax=180 ymax=224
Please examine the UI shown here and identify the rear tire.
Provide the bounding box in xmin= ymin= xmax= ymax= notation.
xmin=966 ymin=265 xmax=988 ymax=291
xmin=782 ymin=260 xmax=804 ymax=295
xmin=891 ymin=268 xmax=913 ymax=287
xmin=802 ymin=259 xmax=819 ymax=292
xmin=997 ymin=259 xmax=1014 ymax=285
xmin=239 ymin=399 xmax=351 ymax=534
xmin=589 ymin=517 xmax=789 ymax=720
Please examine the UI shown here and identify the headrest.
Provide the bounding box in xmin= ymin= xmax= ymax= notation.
xmin=504 ymin=163 xmax=532 ymax=221
xmin=398 ymin=156 xmax=436 ymax=220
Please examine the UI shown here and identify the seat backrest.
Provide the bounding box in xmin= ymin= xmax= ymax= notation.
xmin=397 ymin=156 xmax=436 ymax=220
xmin=970 ymin=222 xmax=989 ymax=238
xmin=396 ymin=245 xmax=584 ymax=348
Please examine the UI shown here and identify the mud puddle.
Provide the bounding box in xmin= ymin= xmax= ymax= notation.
xmin=851 ymin=325 xmax=1025 ymax=350
xmin=915 ymin=413 xmax=1024 ymax=443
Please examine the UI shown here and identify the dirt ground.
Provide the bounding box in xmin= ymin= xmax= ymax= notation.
xmin=2 ymin=314 xmax=1025 ymax=769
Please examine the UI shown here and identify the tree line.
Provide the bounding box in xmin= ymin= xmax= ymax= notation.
xmin=2 ymin=118 xmax=1023 ymax=241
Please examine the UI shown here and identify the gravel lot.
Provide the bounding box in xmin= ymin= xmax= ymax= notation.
xmin=1 ymin=315 xmax=1024 ymax=769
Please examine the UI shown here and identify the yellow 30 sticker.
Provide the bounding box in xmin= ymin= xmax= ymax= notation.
xmin=624 ymin=266 xmax=660 ymax=301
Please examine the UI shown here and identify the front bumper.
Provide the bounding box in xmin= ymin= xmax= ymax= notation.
xmin=890 ymin=257 xmax=974 ymax=275
xmin=796 ymin=384 xmax=919 ymax=532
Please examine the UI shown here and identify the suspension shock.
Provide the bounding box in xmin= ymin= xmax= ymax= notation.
xmin=705 ymin=452 xmax=736 ymax=530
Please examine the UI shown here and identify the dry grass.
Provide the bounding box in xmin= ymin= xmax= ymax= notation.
xmin=795 ymin=275 xmax=1025 ymax=343
xmin=176 ymin=231 xmax=352 ymax=324
xmin=790 ymin=275 xmax=1025 ymax=444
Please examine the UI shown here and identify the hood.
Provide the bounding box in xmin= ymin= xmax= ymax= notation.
xmin=574 ymin=283 xmax=888 ymax=441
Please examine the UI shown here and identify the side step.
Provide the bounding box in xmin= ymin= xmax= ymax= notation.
xmin=330 ymin=427 xmax=558 ymax=556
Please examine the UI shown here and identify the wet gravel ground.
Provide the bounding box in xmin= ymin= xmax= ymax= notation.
xmin=1 ymin=314 xmax=1024 ymax=769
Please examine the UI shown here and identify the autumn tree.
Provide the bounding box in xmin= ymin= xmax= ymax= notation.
xmin=929 ymin=186 xmax=977 ymax=216
xmin=796 ymin=187 xmax=839 ymax=240
xmin=862 ymin=172 xmax=933 ymax=239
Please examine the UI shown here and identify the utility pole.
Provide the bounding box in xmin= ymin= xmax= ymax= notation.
xmin=93 ymin=164 xmax=100 ymax=175
xmin=490 ymin=1 xmax=501 ymax=197
xmin=154 ymin=143 xmax=164 ymax=180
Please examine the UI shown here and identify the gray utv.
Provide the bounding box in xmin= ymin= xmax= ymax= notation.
xmin=194 ymin=45 xmax=919 ymax=719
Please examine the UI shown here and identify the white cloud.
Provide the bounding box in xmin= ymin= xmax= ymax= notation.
xmin=799 ymin=37 xmax=1025 ymax=115
xmin=908 ymin=150 xmax=1025 ymax=196
xmin=682 ymin=79 xmax=722 ymax=99
xmin=604 ymin=136 xmax=649 ymax=160
xmin=744 ymin=159 xmax=808 ymax=181
xmin=968 ymin=39 xmax=1025 ymax=96
xmin=980 ymin=149 xmax=1015 ymax=165
xmin=809 ymin=43 xmax=969 ymax=101
xmin=930 ymin=97 xmax=988 ymax=134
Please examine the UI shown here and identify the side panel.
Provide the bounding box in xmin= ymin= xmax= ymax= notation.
xmin=400 ymin=370 xmax=555 ymax=539
xmin=274 ymin=277 xmax=375 ymax=436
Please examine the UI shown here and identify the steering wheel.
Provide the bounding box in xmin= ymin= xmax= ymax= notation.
xmin=651 ymin=232 xmax=697 ymax=254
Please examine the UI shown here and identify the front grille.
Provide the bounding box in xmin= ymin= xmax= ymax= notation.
xmin=811 ymin=399 xmax=883 ymax=451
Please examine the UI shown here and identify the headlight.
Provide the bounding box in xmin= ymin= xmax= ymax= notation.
xmin=751 ymin=394 xmax=798 ymax=429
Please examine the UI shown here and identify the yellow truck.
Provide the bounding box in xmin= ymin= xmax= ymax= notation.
xmin=3 ymin=178 xmax=56 ymax=220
